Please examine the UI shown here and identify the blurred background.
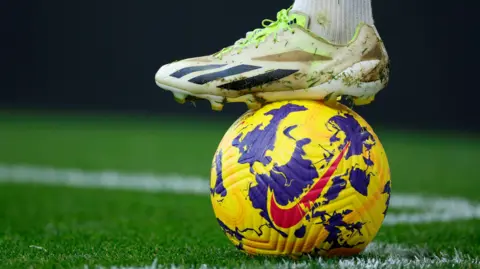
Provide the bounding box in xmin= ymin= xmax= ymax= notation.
xmin=1 ymin=3 xmax=480 ymax=267
xmin=1 ymin=0 xmax=478 ymax=132
xmin=0 ymin=0 xmax=480 ymax=268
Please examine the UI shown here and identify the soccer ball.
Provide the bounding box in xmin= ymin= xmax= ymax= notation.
xmin=210 ymin=100 xmax=391 ymax=257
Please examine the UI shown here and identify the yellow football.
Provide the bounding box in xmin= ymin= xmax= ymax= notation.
xmin=210 ymin=100 xmax=391 ymax=257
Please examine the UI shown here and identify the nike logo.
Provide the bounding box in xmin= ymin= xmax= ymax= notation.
xmin=269 ymin=142 xmax=350 ymax=229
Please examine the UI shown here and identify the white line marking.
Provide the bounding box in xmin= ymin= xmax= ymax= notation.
xmin=1 ymin=163 xmax=480 ymax=226
xmin=1 ymin=164 xmax=479 ymax=268
xmin=363 ymin=242 xmax=429 ymax=257
xmin=87 ymin=243 xmax=480 ymax=269
xmin=387 ymin=194 xmax=480 ymax=225
xmin=0 ymin=164 xmax=207 ymax=194
xmin=316 ymin=251 xmax=480 ymax=269
xmin=29 ymin=245 xmax=48 ymax=252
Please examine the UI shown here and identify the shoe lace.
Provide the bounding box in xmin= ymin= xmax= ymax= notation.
xmin=214 ymin=8 xmax=295 ymax=59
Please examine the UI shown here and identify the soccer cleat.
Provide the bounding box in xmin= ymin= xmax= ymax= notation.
xmin=155 ymin=8 xmax=389 ymax=110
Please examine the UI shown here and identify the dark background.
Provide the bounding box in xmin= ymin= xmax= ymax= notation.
xmin=1 ymin=0 xmax=477 ymax=131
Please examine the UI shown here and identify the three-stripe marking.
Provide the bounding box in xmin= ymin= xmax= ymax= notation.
xmin=218 ymin=69 xmax=298 ymax=90
xmin=170 ymin=64 xmax=298 ymax=91
xmin=188 ymin=65 xmax=261 ymax=85
xmin=170 ymin=64 xmax=227 ymax=78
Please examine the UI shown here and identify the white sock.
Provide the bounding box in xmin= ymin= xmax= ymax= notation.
xmin=291 ymin=0 xmax=374 ymax=44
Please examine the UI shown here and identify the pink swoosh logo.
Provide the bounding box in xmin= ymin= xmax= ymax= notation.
xmin=269 ymin=142 xmax=349 ymax=229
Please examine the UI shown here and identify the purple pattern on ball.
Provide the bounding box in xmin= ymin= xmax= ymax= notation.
xmin=210 ymin=150 xmax=227 ymax=197
xmin=232 ymin=103 xmax=318 ymax=237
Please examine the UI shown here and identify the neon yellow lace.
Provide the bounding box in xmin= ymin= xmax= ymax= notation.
xmin=214 ymin=8 xmax=295 ymax=59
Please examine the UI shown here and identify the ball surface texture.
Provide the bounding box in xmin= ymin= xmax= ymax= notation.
xmin=210 ymin=100 xmax=391 ymax=257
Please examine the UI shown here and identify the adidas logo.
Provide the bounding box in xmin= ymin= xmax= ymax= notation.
xmin=170 ymin=64 xmax=298 ymax=91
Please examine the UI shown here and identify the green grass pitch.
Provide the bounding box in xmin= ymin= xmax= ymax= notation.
xmin=0 ymin=113 xmax=479 ymax=268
